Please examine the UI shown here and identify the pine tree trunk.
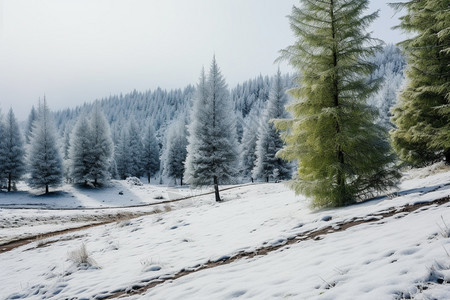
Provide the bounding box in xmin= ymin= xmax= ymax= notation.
xmin=214 ymin=175 xmax=221 ymax=202
xmin=8 ymin=173 xmax=11 ymax=192
xmin=147 ymin=172 xmax=151 ymax=184
xmin=337 ymin=146 xmax=345 ymax=206
xmin=45 ymin=184 xmax=49 ymax=194
xmin=94 ymin=178 xmax=98 ymax=187
xmin=180 ymin=176 xmax=183 ymax=186
xmin=331 ymin=0 xmax=346 ymax=206
xmin=266 ymin=177 xmax=269 ymax=183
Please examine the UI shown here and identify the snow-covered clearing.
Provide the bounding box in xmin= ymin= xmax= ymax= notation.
xmin=1 ymin=164 xmax=450 ymax=299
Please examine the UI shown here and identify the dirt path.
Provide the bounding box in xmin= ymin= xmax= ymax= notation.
xmin=99 ymin=196 xmax=450 ymax=299
xmin=0 ymin=183 xmax=255 ymax=211
xmin=0 ymin=184 xmax=254 ymax=254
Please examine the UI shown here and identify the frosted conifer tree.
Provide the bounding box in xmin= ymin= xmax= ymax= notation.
xmin=163 ymin=119 xmax=187 ymax=185
xmin=367 ymin=44 xmax=406 ymax=129
xmin=25 ymin=105 xmax=38 ymax=144
xmin=70 ymin=115 xmax=92 ymax=185
xmin=239 ymin=104 xmax=262 ymax=181
xmin=109 ymin=158 xmax=119 ymax=180
xmin=126 ymin=119 xmax=143 ymax=178
xmin=3 ymin=109 xmax=26 ymax=191
xmin=142 ymin=123 xmax=160 ymax=183
xmin=184 ymin=68 xmax=208 ymax=184
xmin=115 ymin=128 xmax=131 ymax=179
xmin=0 ymin=112 xmax=6 ymax=189
xmin=62 ymin=129 xmax=72 ymax=183
xmin=275 ymin=0 xmax=400 ymax=207
xmin=115 ymin=119 xmax=143 ymax=179
xmin=253 ymin=70 xmax=291 ymax=182
xmin=28 ymin=100 xmax=63 ymax=194
xmin=87 ymin=107 xmax=114 ymax=185
xmin=184 ymin=57 xmax=238 ymax=202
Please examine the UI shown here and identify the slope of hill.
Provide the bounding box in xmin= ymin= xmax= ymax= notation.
xmin=1 ymin=163 xmax=449 ymax=299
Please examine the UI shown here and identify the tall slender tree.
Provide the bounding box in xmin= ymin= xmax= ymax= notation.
xmin=184 ymin=58 xmax=238 ymax=202
xmin=115 ymin=119 xmax=143 ymax=179
xmin=184 ymin=68 xmax=208 ymax=185
xmin=115 ymin=128 xmax=131 ymax=179
xmin=239 ymin=104 xmax=261 ymax=181
xmin=127 ymin=119 xmax=144 ymax=178
xmin=275 ymin=0 xmax=400 ymax=207
xmin=253 ymin=70 xmax=291 ymax=182
xmin=163 ymin=119 xmax=188 ymax=185
xmin=28 ymin=100 xmax=63 ymax=194
xmin=390 ymin=0 xmax=450 ymax=166
xmin=62 ymin=128 xmax=72 ymax=183
xmin=142 ymin=123 xmax=160 ymax=183
xmin=70 ymin=115 xmax=92 ymax=184
xmin=3 ymin=109 xmax=26 ymax=191
xmin=88 ymin=107 xmax=114 ymax=186
xmin=25 ymin=105 xmax=38 ymax=144
xmin=0 ymin=111 xmax=7 ymax=189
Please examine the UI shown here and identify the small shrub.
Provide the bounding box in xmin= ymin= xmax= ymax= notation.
xmin=68 ymin=243 xmax=99 ymax=268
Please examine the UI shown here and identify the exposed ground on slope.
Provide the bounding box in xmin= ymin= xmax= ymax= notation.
xmin=0 ymin=184 xmax=252 ymax=254
xmin=101 ymin=195 xmax=450 ymax=299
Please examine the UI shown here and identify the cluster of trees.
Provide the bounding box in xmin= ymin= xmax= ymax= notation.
xmin=0 ymin=101 xmax=63 ymax=193
xmin=272 ymin=0 xmax=448 ymax=207
xmin=390 ymin=0 xmax=449 ymax=166
xmin=0 ymin=109 xmax=26 ymax=192
xmin=0 ymin=60 xmax=296 ymax=197
xmin=0 ymin=42 xmax=407 ymax=198
xmin=2 ymin=0 xmax=442 ymax=207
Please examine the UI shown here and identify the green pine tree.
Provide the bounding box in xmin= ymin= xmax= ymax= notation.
xmin=275 ymin=0 xmax=400 ymax=208
xmin=390 ymin=0 xmax=450 ymax=166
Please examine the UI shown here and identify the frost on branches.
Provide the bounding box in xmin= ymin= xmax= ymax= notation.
xmin=28 ymin=100 xmax=63 ymax=194
xmin=184 ymin=57 xmax=238 ymax=202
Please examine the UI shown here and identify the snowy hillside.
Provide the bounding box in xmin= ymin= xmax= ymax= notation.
xmin=1 ymin=164 xmax=449 ymax=299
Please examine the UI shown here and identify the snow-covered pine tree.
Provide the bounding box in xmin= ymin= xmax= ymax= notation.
xmin=367 ymin=44 xmax=406 ymax=129
xmin=28 ymin=100 xmax=63 ymax=194
xmin=142 ymin=123 xmax=160 ymax=183
xmin=115 ymin=128 xmax=131 ymax=179
xmin=184 ymin=57 xmax=238 ymax=202
xmin=184 ymin=68 xmax=208 ymax=186
xmin=239 ymin=103 xmax=262 ymax=181
xmin=275 ymin=0 xmax=400 ymax=207
xmin=62 ymin=129 xmax=72 ymax=183
xmin=70 ymin=115 xmax=92 ymax=185
xmin=25 ymin=105 xmax=38 ymax=144
xmin=87 ymin=107 xmax=114 ymax=186
xmin=390 ymin=0 xmax=450 ymax=166
xmin=126 ymin=119 xmax=143 ymax=178
xmin=163 ymin=119 xmax=187 ymax=185
xmin=0 ymin=111 xmax=6 ymax=189
xmin=115 ymin=119 xmax=143 ymax=179
xmin=252 ymin=70 xmax=291 ymax=182
xmin=109 ymin=158 xmax=119 ymax=180
xmin=3 ymin=109 xmax=26 ymax=191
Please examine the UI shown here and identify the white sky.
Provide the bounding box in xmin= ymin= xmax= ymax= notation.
xmin=0 ymin=0 xmax=405 ymax=121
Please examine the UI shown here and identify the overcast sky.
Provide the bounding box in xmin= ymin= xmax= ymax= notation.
xmin=0 ymin=0 xmax=405 ymax=121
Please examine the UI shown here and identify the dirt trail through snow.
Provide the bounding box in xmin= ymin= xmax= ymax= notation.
xmin=100 ymin=196 xmax=450 ymax=299
xmin=0 ymin=184 xmax=253 ymax=254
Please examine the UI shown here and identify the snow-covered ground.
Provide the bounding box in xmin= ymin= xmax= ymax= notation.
xmin=1 ymin=164 xmax=449 ymax=299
